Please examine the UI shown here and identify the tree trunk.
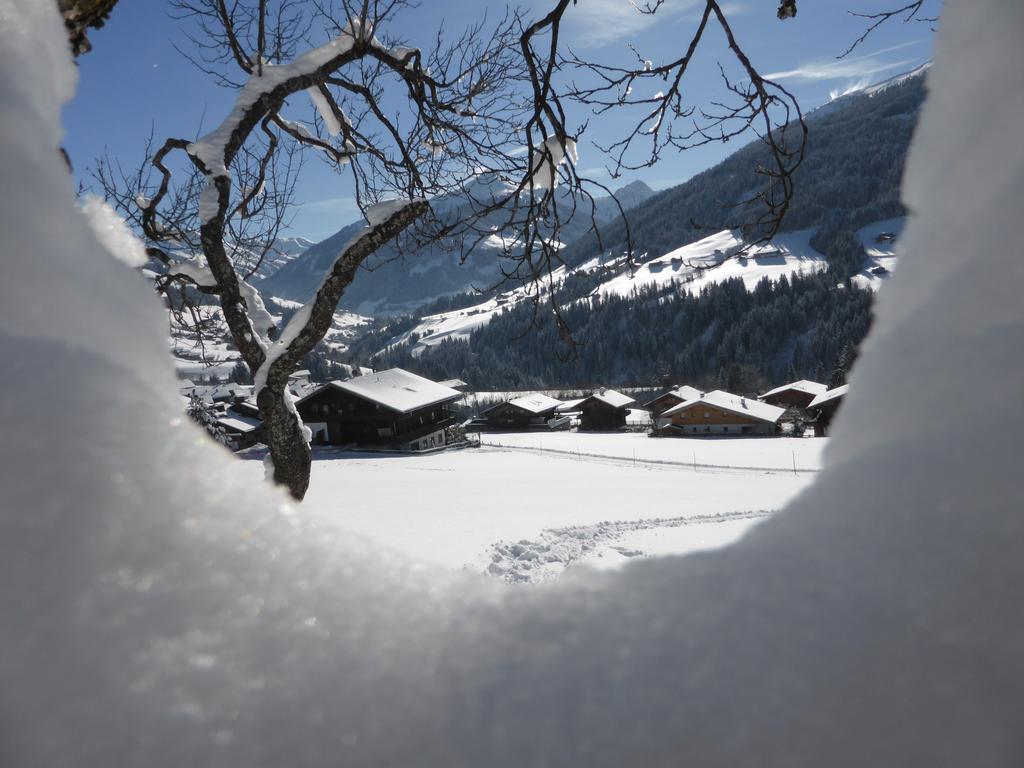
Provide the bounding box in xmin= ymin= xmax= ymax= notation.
xmin=256 ymin=384 xmax=311 ymax=501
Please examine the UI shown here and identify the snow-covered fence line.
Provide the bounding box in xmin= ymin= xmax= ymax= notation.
xmin=478 ymin=439 xmax=818 ymax=475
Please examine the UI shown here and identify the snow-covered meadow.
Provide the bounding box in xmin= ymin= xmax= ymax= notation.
xmin=254 ymin=435 xmax=819 ymax=580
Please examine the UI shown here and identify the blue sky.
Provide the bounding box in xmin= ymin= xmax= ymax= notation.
xmin=64 ymin=1 xmax=937 ymax=241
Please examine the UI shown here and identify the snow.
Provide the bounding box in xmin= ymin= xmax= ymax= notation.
xmin=169 ymin=259 xmax=216 ymax=286
xmin=641 ymin=384 xmax=703 ymax=408
xmin=527 ymin=135 xmax=577 ymax=191
xmin=307 ymin=85 xmax=342 ymax=136
xmin=387 ymin=229 xmax=832 ymax=358
xmin=324 ymin=367 xmax=462 ymax=413
xmin=478 ymin=431 xmax=824 ymax=473
xmin=759 ymin=379 xmax=828 ymax=399
xmin=504 ymin=392 xmax=563 ymax=414
xmin=197 ymin=180 xmax=220 ymax=223
xmin=808 ymin=383 xmax=849 ymax=409
xmin=79 ymin=194 xmax=148 ymax=267
xmin=188 ymin=20 xmax=368 ymax=177
xmin=279 ymin=444 xmax=811 ymax=572
xmin=487 ymin=512 xmax=770 ymax=583
xmin=4 ymin=2 xmax=1024 ymax=766
xmin=365 ymin=198 xmax=421 ymax=226
xmin=216 ymin=414 xmax=262 ymax=433
xmin=585 ymin=389 xmax=635 ymax=409
xmin=236 ymin=279 xmax=278 ymax=342
xmin=851 ymin=217 xmax=904 ymax=290
xmin=662 ymin=389 xmax=786 ymax=423
xmin=596 ymin=229 xmax=828 ymax=300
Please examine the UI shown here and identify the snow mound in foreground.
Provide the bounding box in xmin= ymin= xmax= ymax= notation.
xmin=3 ymin=1 xmax=1024 ymax=766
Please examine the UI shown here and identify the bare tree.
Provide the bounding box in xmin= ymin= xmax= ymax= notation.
xmin=95 ymin=0 xmax=603 ymax=499
xmin=522 ymin=0 xmax=807 ymax=249
xmin=839 ymin=1 xmax=939 ymax=58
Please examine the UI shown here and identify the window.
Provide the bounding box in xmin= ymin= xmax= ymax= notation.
xmin=703 ymin=411 xmax=711 ymax=419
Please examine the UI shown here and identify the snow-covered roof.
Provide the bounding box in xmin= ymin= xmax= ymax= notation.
xmin=555 ymin=398 xmax=586 ymax=413
xmin=808 ymin=384 xmax=849 ymax=409
xmin=642 ymin=385 xmax=701 ymax=409
xmin=759 ymin=380 xmax=828 ymax=400
xmin=584 ymin=389 xmax=636 ymax=409
xmin=438 ymin=378 xmax=469 ymax=390
xmin=662 ymin=389 xmax=786 ymax=423
xmin=329 ymin=368 xmax=462 ymax=413
xmin=215 ymin=413 xmax=262 ymax=433
xmin=506 ymin=393 xmax=563 ymax=415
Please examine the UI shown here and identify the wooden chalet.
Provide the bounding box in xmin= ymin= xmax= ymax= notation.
xmin=758 ymin=380 xmax=828 ymax=410
xmin=295 ymin=368 xmax=463 ymax=451
xmin=807 ymin=384 xmax=848 ymax=437
xmin=661 ymin=390 xmax=785 ymax=436
xmin=643 ymin=385 xmax=702 ymax=432
xmin=477 ymin=393 xmax=570 ymax=431
xmin=577 ymin=389 xmax=636 ymax=431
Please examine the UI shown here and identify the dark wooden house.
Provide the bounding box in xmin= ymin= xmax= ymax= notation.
xmin=477 ymin=393 xmax=570 ymax=431
xmin=758 ymin=380 xmax=827 ymax=410
xmin=807 ymin=384 xmax=848 ymax=437
xmin=577 ymin=389 xmax=636 ymax=431
xmin=295 ymin=368 xmax=463 ymax=451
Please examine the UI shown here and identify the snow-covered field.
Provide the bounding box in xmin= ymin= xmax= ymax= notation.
xmin=240 ymin=435 xmax=820 ymax=581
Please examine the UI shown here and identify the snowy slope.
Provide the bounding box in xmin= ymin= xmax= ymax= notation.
xmin=382 ymin=228 xmax=829 ymax=357
xmin=594 ymin=229 xmax=827 ymax=300
xmin=259 ymin=181 xmax=652 ymax=314
xmin=851 ymin=217 xmax=904 ymax=291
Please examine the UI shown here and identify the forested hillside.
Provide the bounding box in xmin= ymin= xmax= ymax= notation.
xmin=339 ymin=71 xmax=926 ymax=392
xmin=365 ymin=271 xmax=872 ymax=391
xmin=560 ymin=71 xmax=925 ymax=281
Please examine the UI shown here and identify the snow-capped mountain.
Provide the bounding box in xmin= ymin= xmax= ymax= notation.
xmin=246 ymin=235 xmax=317 ymax=281
xmin=258 ymin=180 xmax=654 ymax=315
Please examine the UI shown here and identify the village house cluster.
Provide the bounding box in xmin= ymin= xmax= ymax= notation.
xmin=181 ymin=367 xmax=848 ymax=453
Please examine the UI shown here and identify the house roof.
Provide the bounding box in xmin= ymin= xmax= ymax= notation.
xmin=584 ymin=389 xmax=635 ymax=409
xmin=808 ymin=384 xmax=849 ymax=409
xmin=326 ymin=368 xmax=463 ymax=413
xmin=555 ymin=398 xmax=586 ymax=413
xmin=662 ymin=389 xmax=786 ymax=423
xmin=759 ymin=380 xmax=828 ymax=400
xmin=438 ymin=378 xmax=469 ymax=390
xmin=216 ymin=412 xmax=262 ymax=433
xmin=504 ymin=393 xmax=563 ymax=414
xmin=642 ymin=385 xmax=702 ymax=409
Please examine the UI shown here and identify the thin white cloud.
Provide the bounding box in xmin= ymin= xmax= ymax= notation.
xmin=300 ymin=196 xmax=359 ymax=214
xmin=561 ymin=0 xmax=701 ymax=48
xmin=765 ymin=41 xmax=924 ymax=83
xmin=675 ymin=0 xmax=749 ymax=24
